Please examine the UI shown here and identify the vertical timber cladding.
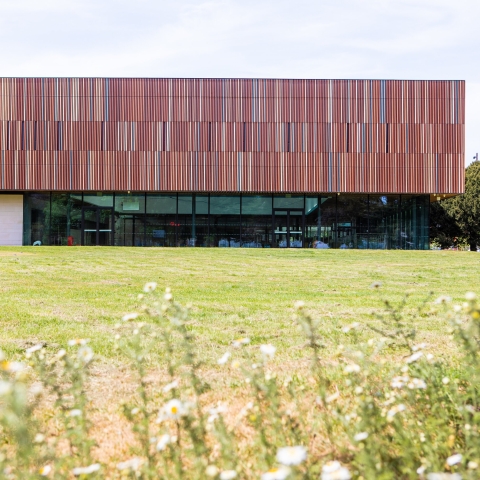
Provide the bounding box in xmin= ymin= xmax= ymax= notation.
xmin=0 ymin=78 xmax=465 ymax=194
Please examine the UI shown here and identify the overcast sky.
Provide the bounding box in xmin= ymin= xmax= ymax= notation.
xmin=0 ymin=0 xmax=478 ymax=163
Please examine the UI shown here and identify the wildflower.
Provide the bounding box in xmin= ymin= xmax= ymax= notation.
xmin=39 ymin=465 xmax=52 ymax=476
xmin=260 ymin=344 xmax=276 ymax=359
xmin=68 ymin=339 xmax=87 ymax=346
xmin=406 ymin=351 xmax=423 ymax=363
xmin=162 ymin=379 xmax=179 ymax=393
xmin=353 ymin=432 xmax=368 ymax=442
xmin=218 ymin=352 xmax=231 ymax=365
xmin=219 ymin=470 xmax=237 ymax=480
xmin=326 ymin=392 xmax=340 ymax=403
xmin=72 ymin=464 xmax=100 ymax=476
xmin=206 ymin=465 xmax=219 ymax=477
xmin=417 ymin=465 xmax=426 ymax=475
xmin=261 ymin=466 xmax=291 ymax=480
xmin=321 ymin=461 xmax=351 ymax=480
xmin=69 ymin=409 xmax=82 ymax=417
xmin=122 ymin=312 xmax=138 ymax=322
xmin=343 ymin=364 xmax=361 ymax=374
xmin=370 ymin=281 xmax=382 ymax=289
xmin=442 ymin=377 xmax=450 ymax=385
xmin=446 ymin=454 xmax=462 ymax=466
xmin=159 ymin=399 xmax=188 ymax=421
xmin=208 ymin=403 xmax=228 ymax=423
xmin=391 ymin=375 xmax=410 ymax=389
xmin=412 ymin=342 xmax=427 ymax=351
xmin=143 ymin=282 xmax=157 ymax=293
xmin=156 ymin=434 xmax=171 ymax=451
xmin=426 ymin=474 xmax=462 ymax=480
xmin=435 ymin=296 xmax=452 ymax=304
xmin=117 ymin=458 xmax=143 ymax=471
xmin=0 ymin=380 xmax=12 ymax=396
xmin=26 ymin=344 xmax=43 ymax=354
xmin=276 ymin=446 xmax=307 ymax=466
xmin=387 ymin=404 xmax=406 ymax=419
xmin=77 ymin=346 xmax=94 ymax=364
xmin=232 ymin=337 xmax=250 ymax=348
xmin=408 ymin=378 xmax=427 ymax=389
xmin=342 ymin=322 xmax=360 ymax=333
xmin=34 ymin=433 xmax=46 ymax=443
xmin=56 ymin=349 xmax=67 ymax=359
xmin=130 ymin=408 xmax=140 ymax=415
xmin=0 ymin=360 xmax=26 ymax=373
xmin=465 ymin=292 xmax=476 ymax=301
xmin=294 ymin=300 xmax=305 ymax=310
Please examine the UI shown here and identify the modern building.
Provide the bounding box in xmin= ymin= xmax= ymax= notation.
xmin=0 ymin=78 xmax=465 ymax=248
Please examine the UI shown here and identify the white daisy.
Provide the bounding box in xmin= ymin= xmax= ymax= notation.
xmin=261 ymin=466 xmax=291 ymax=480
xmin=276 ymin=446 xmax=307 ymax=466
xmin=232 ymin=338 xmax=250 ymax=348
xmin=77 ymin=346 xmax=94 ymax=364
xmin=160 ymin=399 xmax=188 ymax=421
xmin=156 ymin=434 xmax=171 ymax=451
xmin=406 ymin=351 xmax=423 ymax=363
xmin=446 ymin=454 xmax=462 ymax=466
xmin=122 ymin=313 xmax=138 ymax=322
xmin=72 ymin=464 xmax=100 ymax=475
xmin=387 ymin=404 xmax=406 ymax=418
xmin=217 ymin=352 xmax=231 ymax=365
xmin=353 ymin=432 xmax=368 ymax=442
xmin=321 ymin=461 xmax=351 ymax=480
xmin=39 ymin=465 xmax=52 ymax=476
xmin=219 ymin=470 xmax=237 ymax=480
xmin=143 ymin=282 xmax=157 ymax=293
xmin=260 ymin=344 xmax=276 ymax=359
xmin=117 ymin=458 xmax=143 ymax=471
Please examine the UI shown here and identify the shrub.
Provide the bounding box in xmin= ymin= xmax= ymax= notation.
xmin=0 ymin=284 xmax=479 ymax=479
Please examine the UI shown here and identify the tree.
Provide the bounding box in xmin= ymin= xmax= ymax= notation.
xmin=437 ymin=161 xmax=480 ymax=251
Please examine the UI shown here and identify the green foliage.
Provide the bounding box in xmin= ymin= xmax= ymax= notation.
xmin=0 ymin=284 xmax=480 ymax=479
xmin=433 ymin=161 xmax=480 ymax=250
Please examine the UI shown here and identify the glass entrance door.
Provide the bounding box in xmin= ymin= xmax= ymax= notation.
xmin=273 ymin=209 xmax=304 ymax=248
xmin=81 ymin=207 xmax=113 ymax=246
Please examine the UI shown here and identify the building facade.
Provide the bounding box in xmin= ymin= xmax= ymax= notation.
xmin=0 ymin=78 xmax=465 ymax=248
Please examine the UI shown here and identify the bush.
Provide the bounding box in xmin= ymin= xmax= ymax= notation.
xmin=0 ymin=284 xmax=479 ymax=479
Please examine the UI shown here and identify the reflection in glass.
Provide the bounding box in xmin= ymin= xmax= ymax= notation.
xmin=49 ymin=193 xmax=82 ymax=246
xmin=318 ymin=196 xmax=336 ymax=248
xmin=368 ymin=195 xmax=400 ymax=249
xmin=305 ymin=196 xmax=320 ymax=247
xmin=23 ymin=193 xmax=50 ymax=245
xmin=336 ymin=195 xmax=369 ymax=248
xmin=273 ymin=195 xmax=304 ymax=209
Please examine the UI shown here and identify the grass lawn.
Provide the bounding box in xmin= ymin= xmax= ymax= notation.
xmin=0 ymin=247 xmax=478 ymax=364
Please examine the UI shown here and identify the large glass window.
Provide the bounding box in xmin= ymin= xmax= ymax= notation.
xmin=273 ymin=195 xmax=304 ymax=209
xmin=242 ymin=195 xmax=272 ymax=247
xmin=114 ymin=194 xmax=145 ymax=246
xmin=49 ymin=193 xmax=82 ymax=246
xmin=193 ymin=195 xmax=210 ymax=246
xmin=305 ymin=196 xmax=320 ymax=248
xmin=336 ymin=195 xmax=369 ymax=249
xmin=23 ymin=193 xmax=50 ymax=246
xmin=145 ymin=194 xmax=178 ymax=246
xmin=368 ymin=195 xmax=400 ymax=249
xmin=400 ymin=196 xmax=429 ymax=250
xmin=210 ymin=196 xmax=241 ymax=247
xmin=317 ymin=196 xmax=336 ymax=248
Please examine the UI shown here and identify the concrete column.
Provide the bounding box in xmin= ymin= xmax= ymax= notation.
xmin=0 ymin=195 xmax=23 ymax=246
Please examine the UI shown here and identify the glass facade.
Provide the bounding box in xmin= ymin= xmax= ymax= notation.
xmin=21 ymin=193 xmax=430 ymax=249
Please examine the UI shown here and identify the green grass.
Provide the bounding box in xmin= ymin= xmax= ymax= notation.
xmin=1 ymin=247 xmax=478 ymax=364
